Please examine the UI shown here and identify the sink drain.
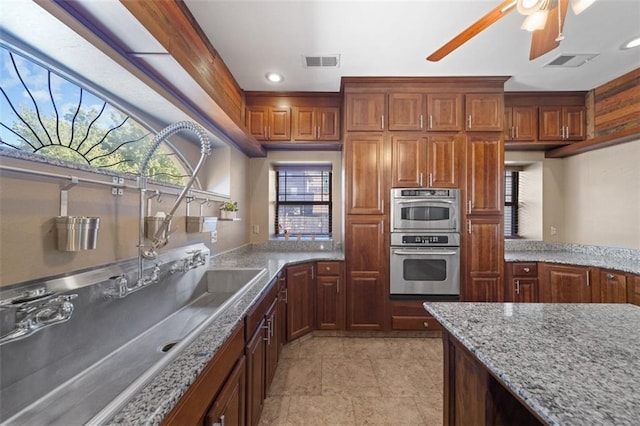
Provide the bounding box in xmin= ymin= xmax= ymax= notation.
xmin=160 ymin=341 xmax=179 ymax=353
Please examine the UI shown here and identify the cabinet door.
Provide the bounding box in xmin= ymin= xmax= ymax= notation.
xmin=316 ymin=275 xmax=345 ymax=330
xmin=286 ymin=263 xmax=314 ymax=341
xmin=427 ymin=134 xmax=461 ymax=188
xmin=277 ymin=274 xmax=287 ymax=355
xmin=464 ymin=217 xmax=503 ymax=302
xmin=427 ymin=93 xmax=462 ymax=131
xmin=540 ymin=264 xmax=593 ymax=303
xmin=268 ymin=107 xmax=291 ymax=141
xmin=205 ymin=356 xmax=246 ymax=426
xmin=246 ymin=320 xmax=266 ymax=426
xmin=264 ymin=299 xmax=279 ymax=390
xmin=346 ymin=215 xmax=387 ymax=330
xmin=512 ymin=278 xmax=538 ymax=303
xmin=564 ymin=106 xmax=586 ymax=140
xmin=317 ymin=107 xmax=341 ymax=140
xmin=511 ymin=106 xmax=536 ymax=141
xmin=631 ymin=275 xmax=640 ymax=306
xmin=538 ymin=106 xmax=563 ymax=140
xmin=345 ymin=133 xmax=387 ymax=214
xmin=388 ymin=92 xmax=424 ymax=131
xmin=600 ymin=270 xmax=628 ymax=303
xmin=292 ymin=106 xmax=316 ymax=141
xmin=465 ymin=93 xmax=503 ymax=131
xmin=245 ymin=106 xmax=269 ymax=140
xmin=391 ymin=135 xmax=426 ymax=187
xmin=345 ymin=93 xmax=386 ymax=131
xmin=466 ymin=135 xmax=503 ymax=215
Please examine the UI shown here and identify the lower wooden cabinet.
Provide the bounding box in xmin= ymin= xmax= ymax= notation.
xmin=286 ymin=263 xmax=315 ymax=341
xmin=599 ymin=269 xmax=628 ymax=303
xmin=390 ymin=299 xmax=441 ymax=331
xmin=631 ymin=275 xmax=640 ymax=306
xmin=464 ymin=217 xmax=503 ymax=302
xmin=539 ymin=263 xmax=595 ymax=303
xmin=316 ymin=261 xmax=345 ymax=330
xmin=246 ymin=318 xmax=266 ymax=426
xmin=204 ymin=356 xmax=246 ymax=426
xmin=505 ymin=262 xmax=538 ymax=303
xmin=264 ymin=299 xmax=279 ymax=390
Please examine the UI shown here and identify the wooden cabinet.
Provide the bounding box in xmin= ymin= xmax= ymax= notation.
xmin=292 ymin=106 xmax=340 ymax=141
xmin=246 ymin=317 xmax=266 ymax=426
xmin=315 ymin=261 xmax=345 ymax=330
xmin=345 ymin=93 xmax=386 ymax=131
xmin=539 ymin=263 xmax=594 ymax=303
xmin=345 ymin=215 xmax=387 ymax=330
xmin=277 ymin=273 xmax=287 ymax=355
xmin=286 ymin=263 xmax=314 ymax=341
xmin=505 ymin=262 xmax=538 ymax=302
xmin=631 ymin=275 xmax=640 ymax=306
xmin=387 ymin=92 xmax=463 ymax=132
xmin=465 ymin=93 xmax=503 ymax=131
xmin=204 ymin=356 xmax=246 ymax=426
xmin=391 ymin=134 xmax=461 ymax=188
xmin=599 ymin=270 xmax=628 ymax=303
xmin=504 ymin=106 xmax=536 ymax=141
xmin=464 ymin=217 xmax=503 ymax=302
xmin=344 ymin=133 xmax=388 ymax=214
xmin=163 ymin=324 xmax=245 ymax=426
xmin=390 ymin=299 xmax=442 ymax=331
xmin=539 ymin=106 xmax=586 ymax=141
xmin=264 ymin=299 xmax=279 ymax=390
xmin=245 ymin=106 xmax=291 ymax=141
xmin=466 ymin=134 xmax=503 ymax=215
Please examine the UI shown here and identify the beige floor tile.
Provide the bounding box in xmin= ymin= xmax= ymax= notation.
xmin=414 ymin=395 xmax=444 ymax=426
xmin=351 ymin=396 xmax=426 ymax=425
xmin=384 ymin=337 xmax=441 ymax=360
xmin=372 ymin=358 xmax=438 ymax=397
xmin=322 ymin=358 xmax=382 ymax=397
xmin=259 ymin=396 xmax=291 ymax=425
xmin=287 ymin=395 xmax=356 ymax=425
xmin=342 ymin=338 xmax=393 ymax=359
xmin=269 ymin=357 xmax=322 ymax=396
xmin=295 ymin=336 xmax=345 ymax=359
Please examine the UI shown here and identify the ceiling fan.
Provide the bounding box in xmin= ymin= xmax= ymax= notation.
xmin=427 ymin=0 xmax=596 ymax=62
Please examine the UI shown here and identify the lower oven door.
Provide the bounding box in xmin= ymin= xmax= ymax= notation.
xmin=390 ymin=247 xmax=460 ymax=296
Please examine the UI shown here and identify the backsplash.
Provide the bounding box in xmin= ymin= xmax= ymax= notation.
xmin=505 ymin=240 xmax=640 ymax=261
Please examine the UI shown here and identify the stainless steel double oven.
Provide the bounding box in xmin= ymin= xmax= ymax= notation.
xmin=390 ymin=188 xmax=460 ymax=297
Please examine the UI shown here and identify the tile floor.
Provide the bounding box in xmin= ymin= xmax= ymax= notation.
xmin=258 ymin=336 xmax=444 ymax=425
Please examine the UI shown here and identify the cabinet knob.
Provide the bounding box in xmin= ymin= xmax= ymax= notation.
xmin=523 ymin=267 xmax=530 ymax=273
xmin=606 ymin=273 xmax=615 ymax=280
xmin=423 ymin=322 xmax=429 ymax=328
xmin=325 ymin=266 xmax=331 ymax=271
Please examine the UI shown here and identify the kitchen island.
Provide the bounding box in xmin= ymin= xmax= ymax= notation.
xmin=424 ymin=302 xmax=640 ymax=425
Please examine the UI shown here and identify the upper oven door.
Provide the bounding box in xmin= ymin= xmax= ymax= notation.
xmin=391 ymin=199 xmax=459 ymax=232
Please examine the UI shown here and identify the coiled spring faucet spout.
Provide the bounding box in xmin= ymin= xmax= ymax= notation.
xmin=138 ymin=121 xmax=211 ymax=260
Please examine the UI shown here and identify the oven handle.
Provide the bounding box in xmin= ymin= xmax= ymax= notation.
xmin=392 ymin=249 xmax=459 ymax=256
xmin=396 ymin=199 xmax=455 ymax=204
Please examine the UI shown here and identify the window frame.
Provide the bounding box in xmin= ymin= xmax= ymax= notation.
xmin=504 ymin=170 xmax=519 ymax=238
xmin=274 ymin=167 xmax=332 ymax=237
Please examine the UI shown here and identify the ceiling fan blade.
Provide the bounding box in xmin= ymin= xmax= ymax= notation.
xmin=427 ymin=0 xmax=517 ymax=62
xmin=529 ymin=0 xmax=569 ymax=60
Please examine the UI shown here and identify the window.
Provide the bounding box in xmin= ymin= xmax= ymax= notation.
xmin=504 ymin=170 xmax=519 ymax=237
xmin=0 ymin=45 xmax=188 ymax=185
xmin=275 ymin=166 xmax=332 ymax=237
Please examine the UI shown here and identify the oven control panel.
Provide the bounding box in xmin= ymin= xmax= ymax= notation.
xmin=390 ymin=232 xmax=460 ymax=247
xmin=403 ymin=235 xmax=448 ymax=244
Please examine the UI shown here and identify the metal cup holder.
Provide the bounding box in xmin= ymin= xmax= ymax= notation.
xmin=56 ymin=216 xmax=100 ymax=251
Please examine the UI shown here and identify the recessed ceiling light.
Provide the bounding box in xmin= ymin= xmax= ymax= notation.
xmin=265 ymin=72 xmax=283 ymax=83
xmin=621 ymin=36 xmax=640 ymax=50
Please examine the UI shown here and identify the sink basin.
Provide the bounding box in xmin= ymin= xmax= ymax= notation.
xmin=5 ymin=267 xmax=267 ymax=426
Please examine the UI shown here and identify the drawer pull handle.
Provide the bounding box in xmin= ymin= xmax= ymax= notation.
xmin=523 ymin=267 xmax=530 ymax=273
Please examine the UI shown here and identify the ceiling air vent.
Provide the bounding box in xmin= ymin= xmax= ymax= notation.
xmin=545 ymin=53 xmax=599 ymax=68
xmin=302 ymin=54 xmax=340 ymax=68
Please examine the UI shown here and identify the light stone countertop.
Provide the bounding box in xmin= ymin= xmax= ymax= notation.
xmin=424 ymin=302 xmax=640 ymax=426
xmin=504 ymin=241 xmax=640 ymax=274
xmin=107 ymin=243 xmax=343 ymax=425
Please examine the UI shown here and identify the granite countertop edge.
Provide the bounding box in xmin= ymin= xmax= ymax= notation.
xmin=108 ymin=247 xmax=344 ymax=425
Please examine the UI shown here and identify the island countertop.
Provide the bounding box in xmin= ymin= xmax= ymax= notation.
xmin=423 ymin=302 xmax=640 ymax=425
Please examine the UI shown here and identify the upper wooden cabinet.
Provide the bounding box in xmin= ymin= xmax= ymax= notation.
xmin=539 ymin=106 xmax=586 ymax=141
xmin=504 ymin=106 xmax=536 ymax=141
xmin=292 ymin=106 xmax=340 ymax=141
xmin=465 ymin=93 xmax=504 ymax=131
xmin=391 ymin=133 xmax=461 ymax=188
xmin=245 ymin=106 xmax=291 ymax=141
xmin=466 ymin=134 xmax=504 ymax=215
xmin=345 ymin=133 xmax=388 ymax=214
xmin=345 ymin=93 xmax=386 ymax=131
xmin=388 ymin=93 xmax=463 ymax=131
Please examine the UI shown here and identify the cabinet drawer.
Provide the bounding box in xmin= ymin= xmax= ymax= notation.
xmin=316 ymin=261 xmax=341 ymax=276
xmin=511 ymin=262 xmax=537 ymax=277
xmin=391 ymin=316 xmax=442 ymax=331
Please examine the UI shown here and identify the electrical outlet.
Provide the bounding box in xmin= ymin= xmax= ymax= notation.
xmin=253 ymin=224 xmax=260 ymax=234
xmin=210 ymin=230 xmax=217 ymax=243
xmin=550 ymin=226 xmax=557 ymax=236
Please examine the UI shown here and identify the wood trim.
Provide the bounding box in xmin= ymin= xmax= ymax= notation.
xmin=545 ymin=127 xmax=639 ymax=158
xmin=340 ymin=76 xmax=510 ymax=92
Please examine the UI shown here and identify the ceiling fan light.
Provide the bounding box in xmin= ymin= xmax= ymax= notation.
xmin=517 ymin=0 xmax=545 ymax=15
xmin=521 ymin=10 xmax=549 ymax=31
xmin=570 ymin=0 xmax=596 ymax=15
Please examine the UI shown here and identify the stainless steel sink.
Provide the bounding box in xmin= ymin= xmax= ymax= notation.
xmin=3 ymin=266 xmax=267 ymax=426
